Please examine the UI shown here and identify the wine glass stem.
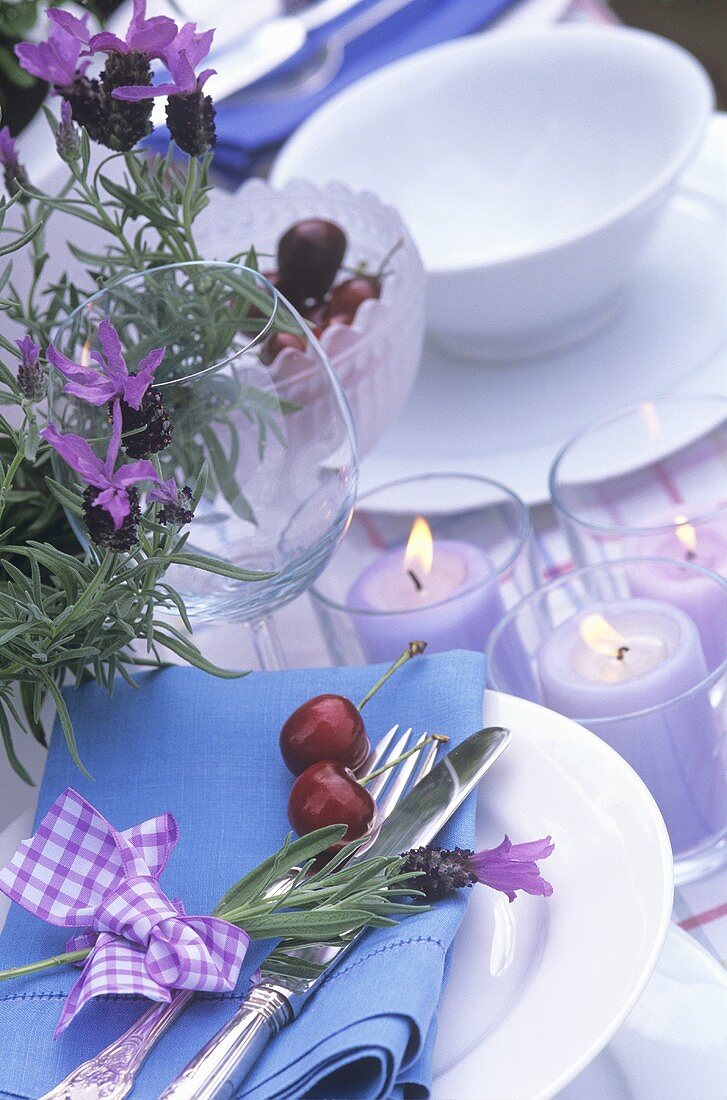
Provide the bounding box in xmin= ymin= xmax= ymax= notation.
xmin=249 ymin=615 xmax=286 ymax=670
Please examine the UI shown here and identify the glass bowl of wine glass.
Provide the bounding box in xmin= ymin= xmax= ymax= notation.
xmin=49 ymin=262 xmax=358 ymax=665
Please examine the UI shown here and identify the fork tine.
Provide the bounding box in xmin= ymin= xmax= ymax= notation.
xmin=366 ymin=726 xmax=412 ymax=801
xmin=374 ymin=732 xmax=430 ymax=824
xmin=360 ymin=722 xmax=399 ymax=776
xmin=411 ymin=739 xmax=440 ymax=788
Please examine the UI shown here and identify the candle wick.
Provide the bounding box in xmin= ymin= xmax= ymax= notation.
xmin=685 ymin=549 xmax=696 ymax=561
xmin=407 ymin=569 xmax=423 ymax=592
xmin=616 ymin=646 xmax=630 ymax=661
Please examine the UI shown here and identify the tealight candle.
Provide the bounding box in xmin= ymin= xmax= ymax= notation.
xmin=630 ymin=514 xmax=727 ymax=667
xmin=538 ymin=598 xmax=727 ymax=857
xmin=347 ymin=516 xmax=505 ymax=662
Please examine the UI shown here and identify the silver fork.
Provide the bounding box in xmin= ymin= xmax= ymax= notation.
xmin=41 ymin=723 xmax=440 ymax=1100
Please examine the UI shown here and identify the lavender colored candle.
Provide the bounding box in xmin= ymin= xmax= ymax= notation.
xmin=347 ymin=522 xmax=504 ymax=663
xmin=630 ymin=515 xmax=727 ymax=668
xmin=538 ymin=598 xmax=727 ymax=858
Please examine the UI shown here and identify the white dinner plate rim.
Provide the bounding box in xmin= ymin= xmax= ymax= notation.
xmin=431 ymin=690 xmax=674 ymax=1100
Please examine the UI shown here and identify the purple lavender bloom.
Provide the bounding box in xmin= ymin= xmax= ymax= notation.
xmin=148 ymin=478 xmax=195 ymax=526
xmin=112 ymin=22 xmax=215 ymax=100
xmin=0 ymin=126 xmax=30 ymax=200
xmin=17 ymin=335 xmax=40 ymax=367
xmin=41 ymin=403 xmax=157 ymax=531
xmin=16 ymin=335 xmax=46 ymax=400
xmin=15 ymin=8 xmax=90 ymax=88
xmin=47 ymin=319 xmax=165 ymax=410
xmin=56 ymin=100 xmax=82 ymax=161
xmin=469 ymin=836 xmax=554 ymax=903
xmin=89 ymin=0 xmax=177 ymax=58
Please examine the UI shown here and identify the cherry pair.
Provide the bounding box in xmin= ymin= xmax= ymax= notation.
xmin=280 ymin=643 xmax=427 ymax=847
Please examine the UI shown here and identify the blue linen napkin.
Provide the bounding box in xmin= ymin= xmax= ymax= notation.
xmin=149 ymin=0 xmax=520 ymax=183
xmin=0 ymin=650 xmax=485 ymax=1099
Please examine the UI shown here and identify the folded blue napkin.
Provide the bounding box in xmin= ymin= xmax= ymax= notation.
xmin=0 ymin=650 xmax=485 ymax=1099
xmin=150 ymin=0 xmax=520 ymax=183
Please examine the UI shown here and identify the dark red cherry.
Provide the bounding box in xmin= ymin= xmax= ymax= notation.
xmin=259 ymin=331 xmax=307 ymax=365
xmin=277 ymin=219 xmax=347 ymax=303
xmin=287 ymin=760 xmax=375 ymax=844
xmin=280 ymin=694 xmax=370 ymax=775
xmin=327 ymin=275 xmax=380 ymax=318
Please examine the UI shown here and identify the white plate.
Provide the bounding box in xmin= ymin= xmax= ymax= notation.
xmin=0 ymin=691 xmax=673 ymax=1100
xmin=357 ymin=114 xmax=727 ymax=509
xmin=432 ymin=691 xmax=673 ymax=1100
xmin=559 ymin=924 xmax=727 ymax=1100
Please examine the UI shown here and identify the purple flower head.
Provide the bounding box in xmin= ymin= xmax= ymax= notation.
xmin=15 ymin=8 xmax=90 ymax=88
xmin=16 ymin=335 xmax=45 ymax=400
xmin=89 ymin=0 xmax=177 ymax=58
xmin=112 ymin=21 xmax=215 ymax=101
xmin=0 ymin=126 xmax=16 ymax=166
xmin=470 ymin=836 xmax=554 ymax=903
xmin=17 ymin=335 xmax=40 ymax=369
xmin=56 ymin=99 xmax=82 ymax=161
xmin=47 ymin=319 xmax=165 ymax=410
xmin=41 ymin=403 xmax=157 ymax=530
xmin=0 ymin=126 xmax=30 ymax=200
xmin=148 ymin=478 xmax=195 ymax=526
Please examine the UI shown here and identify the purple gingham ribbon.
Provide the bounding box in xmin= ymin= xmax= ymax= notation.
xmin=0 ymin=789 xmax=250 ymax=1035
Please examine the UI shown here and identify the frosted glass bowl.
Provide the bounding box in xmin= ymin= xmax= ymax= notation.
xmin=196 ymin=179 xmax=425 ymax=455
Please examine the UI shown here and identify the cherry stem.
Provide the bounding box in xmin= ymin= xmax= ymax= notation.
xmin=359 ymin=733 xmax=449 ymax=786
xmin=357 ymin=641 xmax=427 ymax=710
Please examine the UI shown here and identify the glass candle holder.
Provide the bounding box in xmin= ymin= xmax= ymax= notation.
xmin=311 ymin=474 xmax=538 ymax=666
xmin=486 ymin=558 xmax=727 ymax=883
xmin=551 ymin=392 xmax=727 ymax=558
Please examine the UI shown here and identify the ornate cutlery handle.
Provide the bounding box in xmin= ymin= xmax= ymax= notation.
xmin=40 ymin=989 xmax=194 ymax=1100
xmin=159 ymin=980 xmax=293 ymax=1100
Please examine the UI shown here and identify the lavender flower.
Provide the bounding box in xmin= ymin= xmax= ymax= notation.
xmin=15 ymin=9 xmax=100 ymax=139
xmin=114 ymin=22 xmax=216 ymax=156
xmin=0 ymin=127 xmax=30 ymax=202
xmin=56 ymin=100 xmax=82 ymax=162
xmin=41 ymin=403 xmax=158 ymax=551
xmin=16 ymin=336 xmax=45 ymax=401
xmin=469 ymin=836 xmax=554 ymax=902
xmin=47 ymin=320 xmax=171 ymax=460
xmin=88 ymin=0 xmax=177 ymax=57
xmin=402 ymin=836 xmax=554 ymax=904
xmin=15 ymin=8 xmax=90 ymax=88
xmin=148 ymin=478 xmax=195 ymax=526
xmin=47 ymin=319 xmax=164 ymax=408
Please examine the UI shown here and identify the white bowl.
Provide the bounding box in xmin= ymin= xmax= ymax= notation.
xmin=196 ymin=179 xmax=425 ymax=454
xmin=272 ymin=27 xmax=714 ymax=361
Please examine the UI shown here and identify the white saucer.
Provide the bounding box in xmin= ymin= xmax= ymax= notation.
xmin=359 ymin=114 xmax=727 ymax=509
xmin=558 ymin=924 xmax=727 ymax=1100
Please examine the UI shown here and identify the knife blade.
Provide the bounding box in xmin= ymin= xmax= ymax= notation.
xmin=159 ymin=725 xmax=511 ymax=1099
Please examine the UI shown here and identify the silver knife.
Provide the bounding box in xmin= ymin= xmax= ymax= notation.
xmin=160 ymin=725 xmax=511 ymax=1099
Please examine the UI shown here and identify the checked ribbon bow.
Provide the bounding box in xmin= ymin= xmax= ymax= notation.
xmin=0 ymin=789 xmax=250 ymax=1036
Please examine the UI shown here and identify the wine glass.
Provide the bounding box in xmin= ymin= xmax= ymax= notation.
xmin=50 ymin=262 xmax=358 ymax=668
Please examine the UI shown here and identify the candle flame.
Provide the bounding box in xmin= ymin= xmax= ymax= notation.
xmin=404 ymin=516 xmax=434 ymax=580
xmin=674 ymin=514 xmax=697 ymax=556
xmin=640 ymin=401 xmax=661 ymax=439
xmin=80 ymin=338 xmax=92 ymax=368
xmin=580 ymin=613 xmax=628 ymax=657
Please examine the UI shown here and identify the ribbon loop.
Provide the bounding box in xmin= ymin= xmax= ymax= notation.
xmin=0 ymin=789 xmax=250 ymax=1035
